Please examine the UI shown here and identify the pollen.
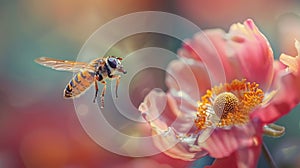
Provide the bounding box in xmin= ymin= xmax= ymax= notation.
xmin=194 ymin=79 xmax=264 ymax=130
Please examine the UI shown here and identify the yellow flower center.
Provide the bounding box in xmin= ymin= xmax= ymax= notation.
xmin=213 ymin=92 xmax=239 ymax=118
xmin=194 ymin=79 xmax=264 ymax=130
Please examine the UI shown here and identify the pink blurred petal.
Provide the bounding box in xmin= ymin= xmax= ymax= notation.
xmin=191 ymin=29 xmax=245 ymax=83
xmin=251 ymin=41 xmax=300 ymax=123
xmin=269 ymin=60 xmax=286 ymax=90
xmin=236 ymin=145 xmax=262 ymax=168
xmin=166 ymin=59 xmax=211 ymax=101
xmin=139 ymin=90 xmax=206 ymax=160
xmin=227 ymin=19 xmax=274 ymax=90
xmin=280 ymin=40 xmax=300 ymax=73
xmin=152 ymin=128 xmax=203 ymax=161
xmin=141 ymin=90 xmax=197 ymax=133
xmin=198 ymin=119 xmax=263 ymax=159
xmin=166 ymin=93 xmax=197 ymax=134
xmin=178 ymin=20 xmax=274 ymax=89
xmin=178 ymin=40 xmax=203 ymax=62
xmin=139 ymin=88 xmax=197 ymax=134
xmin=193 ymin=29 xmax=230 ymax=84
xmin=206 ymin=145 xmax=261 ymax=168
xmin=138 ymin=89 xmax=168 ymax=130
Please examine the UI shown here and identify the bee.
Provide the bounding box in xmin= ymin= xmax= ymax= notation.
xmin=35 ymin=56 xmax=127 ymax=108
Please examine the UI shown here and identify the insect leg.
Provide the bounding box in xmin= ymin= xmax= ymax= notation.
xmin=109 ymin=75 xmax=121 ymax=98
xmin=100 ymin=81 xmax=107 ymax=108
xmin=93 ymin=77 xmax=99 ymax=103
xmin=115 ymin=75 xmax=120 ymax=98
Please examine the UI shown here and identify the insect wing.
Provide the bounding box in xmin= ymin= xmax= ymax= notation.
xmin=35 ymin=57 xmax=88 ymax=72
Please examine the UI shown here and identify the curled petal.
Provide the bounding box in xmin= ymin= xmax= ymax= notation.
xmin=139 ymin=89 xmax=198 ymax=134
xmin=269 ymin=60 xmax=286 ymax=90
xmin=138 ymin=90 xmax=206 ymax=160
xmin=251 ymin=40 xmax=300 ymax=123
xmin=166 ymin=92 xmax=198 ymax=134
xmin=138 ymin=89 xmax=168 ymax=130
xmin=151 ymin=127 xmax=205 ymax=161
xmin=279 ymin=40 xmax=300 ymax=74
xmin=226 ymin=19 xmax=274 ymax=90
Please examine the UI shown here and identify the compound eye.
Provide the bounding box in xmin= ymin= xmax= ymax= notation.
xmin=108 ymin=58 xmax=117 ymax=68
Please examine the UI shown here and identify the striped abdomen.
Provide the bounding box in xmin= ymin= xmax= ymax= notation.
xmin=64 ymin=70 xmax=95 ymax=98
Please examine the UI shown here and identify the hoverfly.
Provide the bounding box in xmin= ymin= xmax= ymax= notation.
xmin=35 ymin=56 xmax=127 ymax=108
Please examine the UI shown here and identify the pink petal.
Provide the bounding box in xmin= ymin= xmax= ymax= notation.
xmin=226 ymin=19 xmax=274 ymax=90
xmin=205 ymin=145 xmax=261 ymax=168
xmin=178 ymin=41 xmax=203 ymax=62
xmin=151 ymin=128 xmax=205 ymax=161
xmin=177 ymin=19 xmax=274 ymax=89
xmin=198 ymin=119 xmax=263 ymax=159
xmin=165 ymin=59 xmax=211 ymax=101
xmin=179 ymin=29 xmax=231 ymax=84
xmin=138 ymin=90 xmax=206 ymax=160
xmin=138 ymin=89 xmax=169 ymax=131
xmin=251 ymin=41 xmax=300 ymax=124
xmin=139 ymin=88 xmax=199 ymax=135
xmin=166 ymin=93 xmax=198 ymax=134
xmin=268 ymin=60 xmax=286 ymax=90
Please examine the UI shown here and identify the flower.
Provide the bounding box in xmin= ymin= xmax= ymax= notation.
xmin=138 ymin=19 xmax=300 ymax=168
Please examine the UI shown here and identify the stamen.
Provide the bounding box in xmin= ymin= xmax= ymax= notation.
xmin=194 ymin=79 xmax=264 ymax=130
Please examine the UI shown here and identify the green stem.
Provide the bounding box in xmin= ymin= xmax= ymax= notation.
xmin=262 ymin=142 xmax=278 ymax=168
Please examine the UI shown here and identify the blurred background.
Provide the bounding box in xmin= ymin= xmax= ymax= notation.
xmin=1 ymin=0 xmax=300 ymax=167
